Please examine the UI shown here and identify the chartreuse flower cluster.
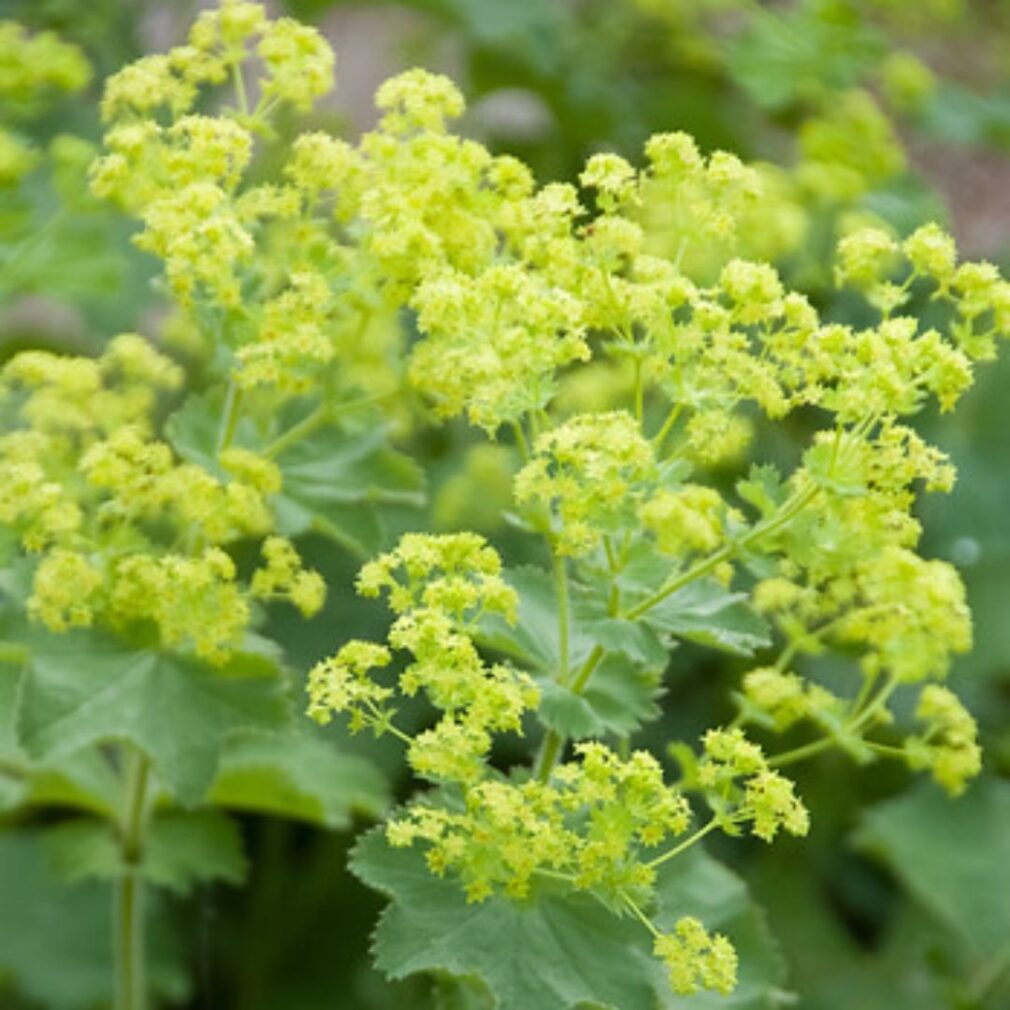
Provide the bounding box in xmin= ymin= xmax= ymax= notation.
xmin=0 ymin=336 xmax=323 ymax=663
xmin=0 ymin=21 xmax=91 ymax=186
xmin=232 ymin=22 xmax=1010 ymax=1000
xmin=308 ymin=536 xmax=817 ymax=997
xmin=86 ymin=2 xmax=1007 ymax=1000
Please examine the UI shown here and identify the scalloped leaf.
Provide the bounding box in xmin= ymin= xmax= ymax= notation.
xmin=641 ymin=579 xmax=771 ymax=657
xmin=855 ymin=777 xmax=1010 ymax=960
xmin=12 ymin=625 xmax=290 ymax=805
xmin=207 ymin=729 xmax=389 ymax=827
xmin=478 ymin=566 xmax=665 ymax=738
xmin=350 ymin=827 xmax=787 ymax=1010
xmin=0 ymin=831 xmax=189 ymax=1010
xmin=45 ymin=809 xmax=247 ymax=895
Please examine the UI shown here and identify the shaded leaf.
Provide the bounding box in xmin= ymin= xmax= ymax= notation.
xmin=643 ymin=580 xmax=771 ymax=657
xmin=15 ymin=626 xmax=290 ymax=805
xmin=167 ymin=393 xmax=424 ymax=556
xmin=45 ymin=809 xmax=247 ymax=895
xmin=208 ymin=729 xmax=389 ymax=828
xmin=854 ymin=777 xmax=1010 ymax=960
xmin=0 ymin=831 xmax=189 ymax=1009
xmin=351 ymin=827 xmax=786 ymax=1010
xmin=479 ymin=567 xmax=665 ymax=738
xmin=727 ymin=3 xmax=882 ymax=111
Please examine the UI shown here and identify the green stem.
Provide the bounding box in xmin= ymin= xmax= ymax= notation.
xmin=651 ymin=403 xmax=683 ymax=449
xmin=622 ymin=891 xmax=660 ymax=938
xmin=511 ymin=421 xmax=530 ymax=461
xmin=262 ymin=404 xmax=331 ymax=460
xmin=216 ymin=381 xmax=243 ymax=453
xmin=570 ymin=645 xmax=605 ymax=694
xmin=553 ymin=551 xmax=570 ymax=683
xmin=624 ymin=482 xmax=818 ymax=621
xmin=964 ymin=939 xmax=1010 ymax=1003
xmin=231 ymin=60 xmax=249 ymax=117
xmin=534 ymin=645 xmax=606 ymax=783
xmin=114 ymin=746 xmax=151 ymax=1010
xmin=768 ymin=737 xmax=834 ymax=769
xmin=769 ymin=674 xmax=900 ymax=769
xmin=534 ymin=731 xmax=564 ymax=784
xmin=647 ymin=818 xmax=720 ymax=869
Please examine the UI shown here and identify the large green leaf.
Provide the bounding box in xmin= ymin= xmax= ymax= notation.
xmin=642 ymin=580 xmax=771 ymax=658
xmin=14 ymin=627 xmax=290 ymax=805
xmin=45 ymin=809 xmax=247 ymax=895
xmin=207 ymin=729 xmax=389 ymax=828
xmin=478 ymin=567 xmax=665 ymax=738
xmin=854 ymin=777 xmax=1010 ymax=961
xmin=351 ymin=827 xmax=786 ymax=1010
xmin=727 ymin=2 xmax=883 ymax=111
xmin=0 ymin=831 xmax=188 ymax=1010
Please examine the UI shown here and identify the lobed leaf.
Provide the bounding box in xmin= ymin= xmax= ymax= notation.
xmin=13 ymin=625 xmax=290 ymax=805
xmin=350 ymin=826 xmax=787 ymax=1010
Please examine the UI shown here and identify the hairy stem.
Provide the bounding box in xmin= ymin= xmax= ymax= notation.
xmin=216 ymin=381 xmax=243 ymax=453
xmin=624 ymin=481 xmax=819 ymax=621
xmin=114 ymin=745 xmax=151 ymax=1010
xmin=647 ymin=818 xmax=720 ymax=869
xmin=554 ymin=550 xmax=570 ymax=683
xmin=262 ymin=403 xmax=331 ymax=460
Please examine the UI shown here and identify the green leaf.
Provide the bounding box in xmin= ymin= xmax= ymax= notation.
xmin=537 ymin=654 xmax=663 ymax=740
xmin=351 ymin=827 xmax=786 ymax=1010
xmin=478 ymin=567 xmax=665 ymax=738
xmin=21 ymin=750 xmax=122 ymax=818
xmin=273 ymin=420 xmax=425 ymax=554
xmin=736 ymin=465 xmax=788 ymax=519
xmin=167 ymin=393 xmax=425 ymax=556
xmin=1 ymin=665 xmax=126 ymax=818
xmin=854 ymin=777 xmax=1010 ymax=960
xmin=642 ymin=580 xmax=771 ymax=657
xmin=207 ymin=729 xmax=389 ymax=828
xmin=45 ymin=809 xmax=247 ymax=895
xmin=15 ymin=626 xmax=290 ymax=805
xmin=0 ymin=831 xmax=189 ymax=1009
xmin=727 ymin=2 xmax=883 ymax=111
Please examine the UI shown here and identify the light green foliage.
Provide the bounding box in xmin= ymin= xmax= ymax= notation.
xmin=1 ymin=2 xmax=1008 ymax=1007
xmin=352 ymin=828 xmax=787 ymax=1010
xmin=856 ymin=779 xmax=1010 ymax=961
xmin=0 ymin=832 xmax=188 ymax=1010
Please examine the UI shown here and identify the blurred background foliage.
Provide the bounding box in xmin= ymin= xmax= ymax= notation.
xmin=1 ymin=0 xmax=1009 ymax=1007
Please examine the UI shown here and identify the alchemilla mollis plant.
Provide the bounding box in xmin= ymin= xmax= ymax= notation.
xmin=1 ymin=2 xmax=1007 ymax=1008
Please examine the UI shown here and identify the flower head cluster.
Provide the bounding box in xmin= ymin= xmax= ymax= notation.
xmin=696 ymin=729 xmax=810 ymax=842
xmin=837 ymin=223 xmax=1010 ymax=360
xmin=0 ymin=338 xmax=321 ymax=663
xmin=905 ymin=685 xmax=981 ymax=796
xmin=0 ymin=21 xmax=91 ymax=112
xmin=0 ymin=21 xmax=92 ymax=186
xmin=797 ymin=90 xmax=905 ymax=201
xmin=639 ymin=486 xmax=731 ymax=559
xmin=738 ymin=668 xmax=842 ymax=733
xmin=306 ymin=640 xmax=393 ymax=730
xmin=250 ymin=536 xmax=326 ymax=616
xmin=310 ymin=534 xmax=537 ymax=782
xmin=654 ymin=917 xmax=737 ymax=997
xmin=386 ymin=744 xmax=690 ymax=900
xmin=409 ymin=266 xmax=588 ymax=432
xmin=513 ymin=412 xmax=655 ymax=555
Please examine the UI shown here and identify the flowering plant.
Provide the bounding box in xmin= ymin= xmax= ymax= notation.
xmin=0 ymin=3 xmax=1007 ymax=1008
